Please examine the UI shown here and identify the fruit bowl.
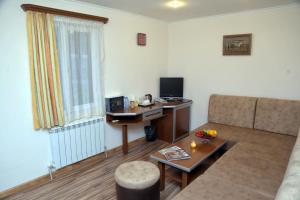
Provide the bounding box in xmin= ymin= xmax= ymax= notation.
xmin=195 ymin=129 xmax=217 ymax=140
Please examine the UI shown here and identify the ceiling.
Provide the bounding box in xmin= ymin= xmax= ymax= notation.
xmin=80 ymin=0 xmax=299 ymax=22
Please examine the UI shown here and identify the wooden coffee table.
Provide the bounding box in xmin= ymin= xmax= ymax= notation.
xmin=150 ymin=134 xmax=227 ymax=190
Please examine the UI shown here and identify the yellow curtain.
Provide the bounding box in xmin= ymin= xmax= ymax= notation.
xmin=26 ymin=11 xmax=64 ymax=129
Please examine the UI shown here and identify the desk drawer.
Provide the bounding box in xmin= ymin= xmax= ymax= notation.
xmin=143 ymin=109 xmax=163 ymax=121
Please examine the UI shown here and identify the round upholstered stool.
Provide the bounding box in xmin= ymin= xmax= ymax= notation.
xmin=115 ymin=161 xmax=160 ymax=200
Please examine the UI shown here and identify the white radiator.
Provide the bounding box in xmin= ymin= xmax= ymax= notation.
xmin=49 ymin=117 xmax=105 ymax=170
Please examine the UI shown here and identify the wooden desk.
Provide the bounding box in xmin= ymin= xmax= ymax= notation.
xmin=106 ymin=99 xmax=192 ymax=154
xmin=153 ymin=99 xmax=192 ymax=143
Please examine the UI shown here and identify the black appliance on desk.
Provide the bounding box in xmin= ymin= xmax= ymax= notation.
xmin=105 ymin=96 xmax=124 ymax=112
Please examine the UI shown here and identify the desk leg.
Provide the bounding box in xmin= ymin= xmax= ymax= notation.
xmin=122 ymin=125 xmax=128 ymax=154
xmin=158 ymin=162 xmax=165 ymax=191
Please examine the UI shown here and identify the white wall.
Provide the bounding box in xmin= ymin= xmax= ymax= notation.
xmin=0 ymin=0 xmax=168 ymax=191
xmin=168 ymin=4 xmax=300 ymax=129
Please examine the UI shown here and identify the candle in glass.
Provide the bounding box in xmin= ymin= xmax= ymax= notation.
xmin=190 ymin=140 xmax=197 ymax=148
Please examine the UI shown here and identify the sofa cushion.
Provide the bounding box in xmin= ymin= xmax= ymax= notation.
xmin=172 ymin=139 xmax=295 ymax=200
xmin=208 ymin=94 xmax=257 ymax=128
xmin=275 ymin=129 xmax=300 ymax=200
xmin=179 ymin=124 xmax=296 ymax=200
xmin=222 ymin=142 xmax=293 ymax=168
xmin=254 ymin=98 xmax=300 ymax=136
xmin=172 ymin=173 xmax=273 ymax=200
xmin=206 ymin=143 xmax=290 ymax=197
xmin=196 ymin=123 xmax=296 ymax=151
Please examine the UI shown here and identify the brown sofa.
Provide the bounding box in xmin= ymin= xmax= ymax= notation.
xmin=172 ymin=94 xmax=300 ymax=200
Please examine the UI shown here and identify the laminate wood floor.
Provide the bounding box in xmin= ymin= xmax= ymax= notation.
xmin=4 ymin=139 xmax=181 ymax=200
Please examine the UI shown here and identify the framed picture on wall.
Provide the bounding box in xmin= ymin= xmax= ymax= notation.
xmin=223 ymin=34 xmax=252 ymax=55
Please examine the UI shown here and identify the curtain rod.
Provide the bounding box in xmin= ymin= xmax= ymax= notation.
xmin=21 ymin=4 xmax=109 ymax=24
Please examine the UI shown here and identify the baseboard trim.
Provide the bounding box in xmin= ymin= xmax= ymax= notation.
xmin=0 ymin=137 xmax=146 ymax=199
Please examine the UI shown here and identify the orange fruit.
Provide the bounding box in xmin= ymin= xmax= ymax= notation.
xmin=208 ymin=130 xmax=217 ymax=137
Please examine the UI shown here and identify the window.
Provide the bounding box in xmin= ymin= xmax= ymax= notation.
xmin=54 ymin=16 xmax=104 ymax=123
xmin=68 ymin=31 xmax=94 ymax=106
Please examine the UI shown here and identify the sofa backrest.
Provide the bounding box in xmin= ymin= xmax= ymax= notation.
xmin=254 ymin=98 xmax=300 ymax=136
xmin=275 ymin=128 xmax=300 ymax=200
xmin=208 ymin=94 xmax=257 ymax=129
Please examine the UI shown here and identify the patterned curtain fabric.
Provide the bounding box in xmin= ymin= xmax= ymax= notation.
xmin=26 ymin=11 xmax=64 ymax=129
xmin=54 ymin=16 xmax=104 ymax=123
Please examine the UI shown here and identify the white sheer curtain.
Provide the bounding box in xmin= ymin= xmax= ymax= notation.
xmin=54 ymin=16 xmax=104 ymax=124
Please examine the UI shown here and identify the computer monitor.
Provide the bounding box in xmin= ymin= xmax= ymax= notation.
xmin=160 ymin=77 xmax=183 ymax=99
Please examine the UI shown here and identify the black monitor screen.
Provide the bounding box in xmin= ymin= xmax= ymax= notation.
xmin=160 ymin=77 xmax=183 ymax=98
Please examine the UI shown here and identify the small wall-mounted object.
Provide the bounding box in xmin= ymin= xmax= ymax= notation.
xmin=137 ymin=33 xmax=146 ymax=46
xmin=223 ymin=33 xmax=252 ymax=55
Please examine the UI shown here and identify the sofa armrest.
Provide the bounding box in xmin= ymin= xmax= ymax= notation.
xmin=275 ymin=127 xmax=300 ymax=200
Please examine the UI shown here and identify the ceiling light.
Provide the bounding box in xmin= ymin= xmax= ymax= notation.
xmin=166 ymin=0 xmax=186 ymax=9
